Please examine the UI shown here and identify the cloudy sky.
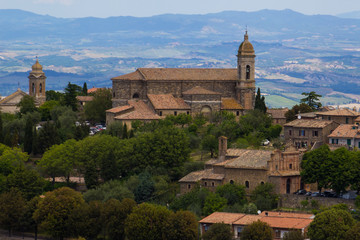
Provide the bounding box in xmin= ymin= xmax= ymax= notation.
xmin=1 ymin=0 xmax=359 ymax=18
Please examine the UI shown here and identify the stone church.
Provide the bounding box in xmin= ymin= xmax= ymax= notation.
xmin=106 ymin=32 xmax=256 ymax=126
xmin=0 ymin=59 xmax=46 ymax=113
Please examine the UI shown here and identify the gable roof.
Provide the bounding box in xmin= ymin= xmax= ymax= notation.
xmin=316 ymin=108 xmax=360 ymax=117
xmin=267 ymin=108 xmax=288 ymax=119
xmin=114 ymin=100 xmax=161 ymax=120
xmin=221 ymin=98 xmax=243 ymax=110
xmin=112 ymin=68 xmax=238 ymax=81
xmin=182 ymin=86 xmax=221 ymax=95
xmin=216 ymin=149 xmax=272 ymax=169
xmin=328 ymin=124 xmax=360 ymax=138
xmin=0 ymin=89 xmax=28 ymax=105
xmin=106 ymin=105 xmax=134 ymax=114
xmin=284 ymin=119 xmax=335 ymax=128
xmin=147 ymin=94 xmax=190 ymax=110
xmin=179 ymin=169 xmax=225 ymax=183
xmin=199 ymin=212 xmax=245 ymax=224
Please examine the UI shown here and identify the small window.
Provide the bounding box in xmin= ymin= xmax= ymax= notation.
xmin=313 ymin=131 xmax=318 ymax=137
xmin=289 ymin=130 xmax=292 ymax=136
xmin=188 ymin=184 xmax=191 ymax=189
xmin=212 ymin=182 xmax=215 ymax=187
xmin=328 ymin=116 xmax=331 ymax=120
xmin=299 ymin=130 xmax=305 ymax=136
xmin=204 ymin=225 xmax=209 ymax=232
xmin=276 ymin=165 xmax=278 ymax=170
xmin=174 ymin=111 xmax=177 ymax=116
xmin=113 ymin=92 xmax=115 ymax=98
xmin=132 ymin=93 xmax=139 ymax=98
xmin=346 ymin=117 xmax=349 ymax=124
xmin=204 ymin=182 xmax=207 ymax=187
xmin=245 ymin=181 xmax=249 ymax=188
xmin=230 ymin=180 xmax=234 ymax=184
xmin=246 ymin=65 xmax=251 ymax=80
xmin=187 ymin=111 xmax=190 ymax=115
xmin=275 ymin=230 xmax=281 ymax=238
xmin=39 ymin=83 xmax=42 ymax=93
xmin=159 ymin=111 xmax=162 ymax=116
xmin=331 ymin=139 xmax=335 ymax=144
xmin=236 ymin=111 xmax=240 ymax=116
xmin=347 ymin=139 xmax=351 ymax=146
xmin=289 ymin=164 xmax=292 ymax=169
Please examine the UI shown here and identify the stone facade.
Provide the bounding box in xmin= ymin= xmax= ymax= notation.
xmin=109 ymin=33 xmax=255 ymax=123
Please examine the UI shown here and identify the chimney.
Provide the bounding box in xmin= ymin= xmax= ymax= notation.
xmin=218 ymin=136 xmax=228 ymax=162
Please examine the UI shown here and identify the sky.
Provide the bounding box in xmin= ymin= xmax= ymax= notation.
xmin=0 ymin=0 xmax=360 ymax=18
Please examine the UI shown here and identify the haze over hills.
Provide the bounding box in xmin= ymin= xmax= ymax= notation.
xmin=1 ymin=9 xmax=360 ymax=108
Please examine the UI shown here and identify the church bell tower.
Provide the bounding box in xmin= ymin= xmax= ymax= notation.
xmin=236 ymin=31 xmax=256 ymax=110
xmin=28 ymin=58 xmax=46 ymax=104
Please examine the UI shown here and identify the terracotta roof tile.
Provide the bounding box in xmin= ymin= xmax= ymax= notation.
xmin=87 ymin=87 xmax=99 ymax=93
xmin=259 ymin=211 xmax=314 ymax=219
xmin=267 ymin=108 xmax=288 ymax=119
xmin=76 ymin=96 xmax=94 ymax=102
xmin=216 ymin=149 xmax=272 ymax=169
xmin=233 ymin=215 xmax=262 ymax=225
xmin=114 ymin=100 xmax=161 ymax=120
xmin=316 ymin=108 xmax=360 ymax=117
xmin=260 ymin=216 xmax=313 ymax=229
xmin=106 ymin=105 xmax=134 ymax=114
xmin=112 ymin=68 xmax=239 ymax=81
xmin=221 ymin=98 xmax=243 ymax=110
xmin=328 ymin=124 xmax=360 ymax=138
xmin=199 ymin=212 xmax=245 ymax=224
xmin=147 ymin=94 xmax=190 ymax=110
xmin=179 ymin=169 xmax=225 ymax=182
xmin=182 ymin=86 xmax=221 ymax=95
xmin=284 ymin=119 xmax=335 ymax=128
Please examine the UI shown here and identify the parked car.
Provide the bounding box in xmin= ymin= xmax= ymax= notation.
xmin=305 ymin=191 xmax=312 ymax=196
xmin=311 ymin=192 xmax=321 ymax=197
xmin=293 ymin=189 xmax=307 ymax=195
xmin=261 ymin=139 xmax=270 ymax=146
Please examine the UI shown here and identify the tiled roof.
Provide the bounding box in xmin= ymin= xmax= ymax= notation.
xmin=260 ymin=216 xmax=313 ymax=230
xmin=87 ymin=87 xmax=99 ymax=93
xmin=0 ymin=89 xmax=27 ymax=104
xmin=259 ymin=211 xmax=314 ymax=219
xmin=267 ymin=108 xmax=288 ymax=119
xmin=328 ymin=124 xmax=360 ymax=138
xmin=355 ymin=116 xmax=360 ymax=122
xmin=215 ymin=149 xmax=272 ymax=169
xmin=199 ymin=212 xmax=245 ymax=224
xmin=179 ymin=169 xmax=225 ymax=182
xmin=76 ymin=96 xmax=94 ymax=102
xmin=233 ymin=215 xmax=262 ymax=225
xmin=106 ymin=105 xmax=134 ymax=114
xmin=316 ymin=108 xmax=360 ymax=117
xmin=112 ymin=68 xmax=239 ymax=81
xmin=284 ymin=119 xmax=335 ymax=128
xmin=221 ymin=98 xmax=243 ymax=110
xmin=114 ymin=100 xmax=161 ymax=120
xmin=147 ymin=94 xmax=190 ymax=110
xmin=182 ymin=86 xmax=221 ymax=95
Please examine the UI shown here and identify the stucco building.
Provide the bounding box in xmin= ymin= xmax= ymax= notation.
xmin=107 ymin=32 xmax=256 ymax=125
xmin=0 ymin=59 xmax=46 ymax=113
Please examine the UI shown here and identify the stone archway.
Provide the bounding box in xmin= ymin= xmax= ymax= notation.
xmin=201 ymin=105 xmax=212 ymax=118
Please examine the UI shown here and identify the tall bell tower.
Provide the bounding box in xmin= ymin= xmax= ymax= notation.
xmin=236 ymin=31 xmax=256 ymax=110
xmin=28 ymin=58 xmax=46 ymax=104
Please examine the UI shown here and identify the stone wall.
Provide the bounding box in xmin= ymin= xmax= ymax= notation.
xmin=278 ymin=194 xmax=355 ymax=209
xmin=223 ymin=168 xmax=268 ymax=192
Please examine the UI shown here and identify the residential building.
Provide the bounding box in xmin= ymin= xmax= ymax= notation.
xmin=316 ymin=108 xmax=360 ymax=124
xmin=328 ymin=124 xmax=360 ymax=149
xmin=267 ymin=108 xmax=288 ymax=126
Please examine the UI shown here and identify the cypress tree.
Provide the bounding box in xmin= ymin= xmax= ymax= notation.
xmin=32 ymin=127 xmax=40 ymax=156
xmin=24 ymin=118 xmax=33 ymax=154
xmin=82 ymin=82 xmax=88 ymax=96
xmin=122 ymin=123 xmax=128 ymax=139
xmin=255 ymin=88 xmax=267 ymax=113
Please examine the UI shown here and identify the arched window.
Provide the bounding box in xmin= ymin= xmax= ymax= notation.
xmin=245 ymin=181 xmax=249 ymax=188
xmin=230 ymin=180 xmax=234 ymax=184
xmin=246 ymin=65 xmax=251 ymax=80
xmin=261 ymin=182 xmax=264 ymax=185
xmin=132 ymin=93 xmax=139 ymax=98
xmin=32 ymin=83 xmax=35 ymax=95
xmin=204 ymin=182 xmax=207 ymax=187
xmin=39 ymin=83 xmax=42 ymax=93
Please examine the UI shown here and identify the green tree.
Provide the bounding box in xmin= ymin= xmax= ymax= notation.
xmin=283 ymin=230 xmax=305 ymax=240
xmin=216 ymin=183 xmax=247 ymax=206
xmin=300 ymin=145 xmax=332 ymax=192
xmin=38 ymin=100 xmax=60 ymax=120
xmin=241 ymin=220 xmax=273 ymax=240
xmin=106 ymin=121 xmax=123 ymax=138
xmin=33 ymin=187 xmax=84 ymax=240
xmin=24 ymin=117 xmax=33 ymax=154
xmin=82 ymin=82 xmax=88 ymax=96
xmin=201 ymin=134 xmax=217 ymax=158
xmin=202 ymin=223 xmax=233 ymax=240
xmin=37 ymin=121 xmax=61 ymax=154
xmin=102 ymin=198 xmax=137 ymax=240
xmin=328 ymin=147 xmax=353 ymax=194
xmin=125 ymin=203 xmax=172 ymax=240
xmin=134 ymin=171 xmax=155 ymax=203
xmin=285 ymin=103 xmax=313 ymax=122
xmin=0 ymin=189 xmax=26 ymax=237
xmin=122 ymin=123 xmax=128 ymax=139
xmin=251 ymin=183 xmax=278 ymax=211
xmin=17 ymin=95 xmax=37 ymax=115
xmin=165 ymin=210 xmax=198 ymax=240
xmin=5 ymin=167 xmax=45 ymax=200
xmin=255 ymin=88 xmax=267 ymax=113
xmin=63 ymin=82 xmax=82 ymax=111
xmin=203 ymin=192 xmax=228 ymax=216
xmin=38 ymin=139 xmax=79 ymax=185
xmin=84 ymin=88 xmax=112 ymax=122
xmin=345 ymin=222 xmax=360 ymax=240
xmin=175 ymin=113 xmax=192 ymax=128
xmin=307 ymin=209 xmax=355 ymax=240
xmin=46 ymin=90 xmax=64 ymax=101
xmin=300 ymin=91 xmax=322 ymax=110
xmin=0 ymin=147 xmax=28 ymax=176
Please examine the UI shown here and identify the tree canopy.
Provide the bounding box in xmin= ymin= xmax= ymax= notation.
xmin=300 ymin=91 xmax=322 ymax=110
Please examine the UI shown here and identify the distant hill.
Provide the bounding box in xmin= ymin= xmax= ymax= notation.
xmin=337 ymin=11 xmax=360 ymax=19
xmin=1 ymin=9 xmax=360 ymax=107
